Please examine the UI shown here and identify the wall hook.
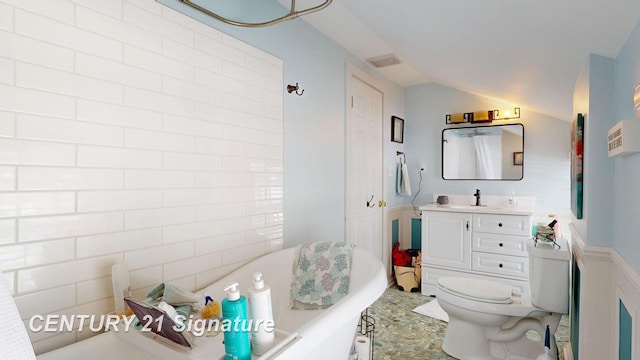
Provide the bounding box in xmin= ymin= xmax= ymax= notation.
xmin=287 ymin=82 xmax=304 ymax=96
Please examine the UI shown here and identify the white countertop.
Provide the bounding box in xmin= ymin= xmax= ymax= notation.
xmin=419 ymin=203 xmax=534 ymax=216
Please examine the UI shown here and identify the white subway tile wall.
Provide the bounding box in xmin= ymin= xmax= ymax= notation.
xmin=0 ymin=0 xmax=283 ymax=354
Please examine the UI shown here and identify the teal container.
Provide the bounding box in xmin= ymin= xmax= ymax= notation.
xmin=222 ymin=283 xmax=251 ymax=360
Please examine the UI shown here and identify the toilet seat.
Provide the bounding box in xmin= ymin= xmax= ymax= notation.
xmin=437 ymin=277 xmax=513 ymax=304
xmin=436 ymin=277 xmax=541 ymax=317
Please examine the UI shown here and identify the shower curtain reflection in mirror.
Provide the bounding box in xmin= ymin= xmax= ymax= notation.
xmin=442 ymin=124 xmax=524 ymax=180
xmin=473 ymin=135 xmax=499 ymax=179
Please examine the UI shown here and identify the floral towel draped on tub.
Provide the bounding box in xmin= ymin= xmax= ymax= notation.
xmin=290 ymin=241 xmax=353 ymax=310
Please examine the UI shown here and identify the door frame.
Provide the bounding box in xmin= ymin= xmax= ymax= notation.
xmin=345 ymin=62 xmax=390 ymax=275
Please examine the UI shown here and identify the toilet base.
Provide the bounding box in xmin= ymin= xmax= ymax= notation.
xmin=442 ymin=316 xmax=494 ymax=359
xmin=442 ymin=315 xmax=560 ymax=360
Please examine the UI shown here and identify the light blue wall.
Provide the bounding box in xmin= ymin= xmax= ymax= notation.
xmin=612 ymin=19 xmax=640 ymax=272
xmin=572 ymin=18 xmax=640 ymax=272
xmin=158 ymin=1 xmax=405 ymax=247
xmin=572 ymin=54 xmax=616 ymax=247
xmin=403 ymin=83 xmax=571 ymax=216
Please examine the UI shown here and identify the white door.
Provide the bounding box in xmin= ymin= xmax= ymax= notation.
xmin=346 ymin=65 xmax=384 ymax=263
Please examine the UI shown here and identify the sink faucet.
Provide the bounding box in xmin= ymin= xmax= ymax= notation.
xmin=474 ymin=189 xmax=481 ymax=206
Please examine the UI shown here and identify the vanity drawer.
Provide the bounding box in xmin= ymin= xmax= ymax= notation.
xmin=472 ymin=252 xmax=529 ymax=279
xmin=473 ymin=214 xmax=531 ymax=237
xmin=472 ymin=233 xmax=528 ymax=257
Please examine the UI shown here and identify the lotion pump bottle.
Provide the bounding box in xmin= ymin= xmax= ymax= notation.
xmin=508 ymin=190 xmax=518 ymax=210
xmin=221 ymin=282 xmax=251 ymax=360
xmin=248 ymin=272 xmax=275 ymax=355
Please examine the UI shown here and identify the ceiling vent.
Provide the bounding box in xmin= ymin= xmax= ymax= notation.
xmin=367 ymin=54 xmax=401 ymax=68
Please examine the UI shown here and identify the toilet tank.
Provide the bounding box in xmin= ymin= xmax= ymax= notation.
xmin=527 ymin=238 xmax=571 ymax=314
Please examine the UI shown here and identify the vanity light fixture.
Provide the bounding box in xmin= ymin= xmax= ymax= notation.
xmin=445 ymin=107 xmax=520 ymax=124
xmin=634 ymin=84 xmax=640 ymax=110
xmin=493 ymin=107 xmax=521 ymax=120
xmin=445 ymin=111 xmax=493 ymax=124
xmin=179 ymin=0 xmax=333 ymax=28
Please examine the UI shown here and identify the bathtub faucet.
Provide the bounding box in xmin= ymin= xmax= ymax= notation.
xmin=474 ymin=189 xmax=481 ymax=206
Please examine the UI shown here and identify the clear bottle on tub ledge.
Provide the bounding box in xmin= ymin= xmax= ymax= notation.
xmin=222 ymin=282 xmax=251 ymax=360
xmin=248 ymin=272 xmax=275 ymax=355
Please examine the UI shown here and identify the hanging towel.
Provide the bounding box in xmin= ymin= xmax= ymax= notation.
xmin=396 ymin=161 xmax=412 ymax=196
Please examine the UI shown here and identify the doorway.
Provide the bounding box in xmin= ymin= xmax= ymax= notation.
xmin=345 ymin=64 xmax=385 ymax=265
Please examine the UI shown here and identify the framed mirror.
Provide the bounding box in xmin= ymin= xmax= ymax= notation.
xmin=442 ymin=123 xmax=524 ymax=180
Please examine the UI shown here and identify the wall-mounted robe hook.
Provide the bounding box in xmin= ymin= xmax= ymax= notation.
xmin=287 ymin=82 xmax=304 ymax=96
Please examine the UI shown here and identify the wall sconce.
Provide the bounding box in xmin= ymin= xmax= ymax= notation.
xmin=494 ymin=107 xmax=521 ymax=120
xmin=634 ymin=84 xmax=640 ymax=110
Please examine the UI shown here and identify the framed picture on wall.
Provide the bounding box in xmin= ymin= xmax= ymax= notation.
xmin=513 ymin=152 xmax=523 ymax=165
xmin=391 ymin=116 xmax=404 ymax=143
xmin=571 ymin=113 xmax=584 ymax=219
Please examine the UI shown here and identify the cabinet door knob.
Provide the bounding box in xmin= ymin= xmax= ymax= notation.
xmin=499 ymin=263 xmax=503 ymax=268
xmin=499 ymin=243 xmax=504 ymax=247
xmin=498 ymin=222 xmax=503 ymax=227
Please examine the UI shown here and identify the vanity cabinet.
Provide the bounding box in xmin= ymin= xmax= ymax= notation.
xmin=420 ymin=206 xmax=532 ymax=296
xmin=422 ymin=211 xmax=471 ymax=270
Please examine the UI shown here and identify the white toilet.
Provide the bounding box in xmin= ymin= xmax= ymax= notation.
xmin=435 ymin=238 xmax=570 ymax=360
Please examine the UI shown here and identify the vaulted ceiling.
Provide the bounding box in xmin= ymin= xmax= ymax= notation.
xmin=294 ymin=0 xmax=640 ymax=120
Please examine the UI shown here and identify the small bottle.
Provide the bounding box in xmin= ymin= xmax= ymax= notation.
xmin=157 ymin=301 xmax=185 ymax=331
xmin=248 ymin=272 xmax=275 ymax=355
xmin=548 ymin=214 xmax=562 ymax=239
xmin=508 ymin=190 xmax=517 ymax=210
xmin=222 ymin=282 xmax=251 ymax=360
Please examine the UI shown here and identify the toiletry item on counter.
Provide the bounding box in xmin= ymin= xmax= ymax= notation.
xmin=201 ymin=295 xmax=221 ymax=319
xmin=222 ymin=282 xmax=251 ymax=360
xmin=534 ymin=224 xmax=556 ymax=243
xmin=201 ymin=295 xmax=222 ymax=337
xmin=248 ymin=272 xmax=275 ymax=355
xmin=547 ymin=214 xmax=562 ymax=239
xmin=436 ymin=195 xmax=449 ymax=205
xmin=508 ymin=190 xmax=517 ymax=210
xmin=157 ymin=301 xmax=185 ymax=331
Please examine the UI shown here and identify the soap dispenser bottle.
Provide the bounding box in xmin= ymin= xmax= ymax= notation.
xmin=248 ymin=272 xmax=275 ymax=355
xmin=221 ymin=282 xmax=251 ymax=360
xmin=508 ymin=190 xmax=518 ymax=210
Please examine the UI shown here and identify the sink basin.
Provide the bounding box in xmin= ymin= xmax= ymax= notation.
xmin=443 ymin=204 xmax=486 ymax=209
xmin=436 ymin=204 xmax=510 ymax=211
xmin=421 ymin=195 xmax=534 ymax=215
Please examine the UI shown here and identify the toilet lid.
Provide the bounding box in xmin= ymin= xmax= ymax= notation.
xmin=437 ymin=277 xmax=513 ymax=304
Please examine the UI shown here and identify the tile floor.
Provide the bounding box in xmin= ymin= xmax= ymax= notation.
xmin=363 ymin=286 xmax=570 ymax=360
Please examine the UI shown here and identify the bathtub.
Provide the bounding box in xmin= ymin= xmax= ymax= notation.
xmin=37 ymin=245 xmax=387 ymax=360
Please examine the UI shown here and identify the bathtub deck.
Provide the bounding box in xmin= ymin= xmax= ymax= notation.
xmin=367 ymin=287 xmax=570 ymax=360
